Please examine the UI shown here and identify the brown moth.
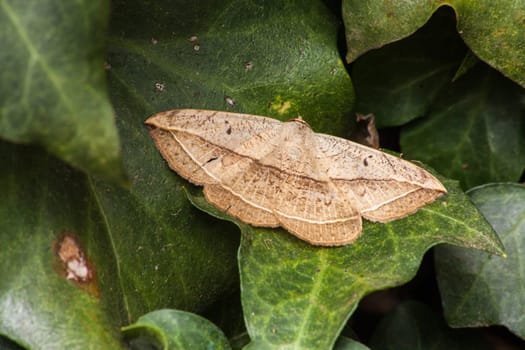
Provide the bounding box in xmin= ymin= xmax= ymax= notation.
xmin=145 ymin=109 xmax=446 ymax=246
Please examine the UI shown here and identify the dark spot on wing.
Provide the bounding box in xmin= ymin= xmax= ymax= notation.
xmin=205 ymin=157 xmax=218 ymax=164
xmin=363 ymin=155 xmax=373 ymax=166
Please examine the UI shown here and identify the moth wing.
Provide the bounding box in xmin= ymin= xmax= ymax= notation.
xmin=205 ymin=162 xmax=362 ymax=245
xmin=270 ymin=176 xmax=362 ymax=246
xmin=314 ymin=133 xmax=446 ymax=222
xmin=146 ymin=109 xmax=282 ymax=150
xmin=145 ymin=109 xmax=282 ymax=185
xmin=203 ymin=120 xmax=362 ymax=245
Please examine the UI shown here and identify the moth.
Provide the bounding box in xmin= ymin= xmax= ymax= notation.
xmin=145 ymin=109 xmax=446 ymax=246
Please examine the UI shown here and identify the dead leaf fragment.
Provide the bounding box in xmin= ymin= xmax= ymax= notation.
xmin=145 ymin=110 xmax=447 ymax=246
xmin=350 ymin=113 xmax=380 ymax=149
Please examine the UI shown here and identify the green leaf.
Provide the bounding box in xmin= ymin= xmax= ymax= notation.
xmin=0 ymin=336 xmax=25 ymax=350
xmin=351 ymin=8 xmax=466 ymax=128
xmin=0 ymin=142 xmax=122 ymax=349
xmin=369 ymin=301 xmax=490 ymax=350
xmin=343 ymin=0 xmax=525 ymax=87
xmin=90 ymin=113 xmax=240 ymax=323
xmin=122 ymin=309 xmax=232 ymax=350
xmin=0 ymin=0 xmax=126 ymax=184
xmin=455 ymin=1 xmax=525 ymax=87
xmin=343 ymin=0 xmax=439 ymax=63
xmin=108 ymin=0 xmax=354 ymax=136
xmin=452 ymin=51 xmax=480 ymax=82
xmin=435 ymin=183 xmax=525 ymax=339
xmin=100 ymin=0 xmax=353 ymax=324
xmin=229 ymin=332 xmax=251 ymax=350
xmin=0 ymin=128 xmax=239 ymax=347
xmin=334 ymin=337 xmax=370 ymax=350
xmin=186 ymin=171 xmax=504 ymax=349
xmin=400 ymin=65 xmax=525 ymax=189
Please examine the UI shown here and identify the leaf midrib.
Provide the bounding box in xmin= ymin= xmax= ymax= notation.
xmin=88 ymin=176 xmax=132 ymax=324
xmin=293 ymin=250 xmax=328 ymax=349
xmin=1 ymin=1 xmax=76 ymax=116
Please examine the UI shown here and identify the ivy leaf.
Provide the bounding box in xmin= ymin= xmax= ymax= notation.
xmin=435 ymin=183 xmax=525 ymax=339
xmin=369 ymin=301 xmax=491 ymax=350
xmin=351 ymin=8 xmax=466 ymax=128
xmin=0 ymin=336 xmax=24 ymax=350
xmin=334 ymin=337 xmax=370 ymax=350
xmin=0 ymin=142 xmax=121 ymax=349
xmin=0 ymin=0 xmax=126 ymax=184
xmin=452 ymin=51 xmax=480 ymax=82
xmin=400 ymin=65 xmax=525 ymax=189
xmin=343 ymin=0 xmax=525 ymax=87
xmin=122 ymin=309 xmax=232 ymax=350
xmin=186 ymin=172 xmax=504 ymax=349
xmin=108 ymin=0 xmax=353 ymax=136
xmin=89 ymin=104 xmax=240 ymax=323
xmin=0 ymin=117 xmax=239 ymax=347
xmin=103 ymin=0 xmax=356 ymax=320
xmin=92 ymin=0 xmax=355 ymax=325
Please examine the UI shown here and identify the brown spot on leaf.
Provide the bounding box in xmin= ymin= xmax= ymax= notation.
xmin=55 ymin=233 xmax=92 ymax=283
xmin=54 ymin=232 xmax=99 ymax=296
